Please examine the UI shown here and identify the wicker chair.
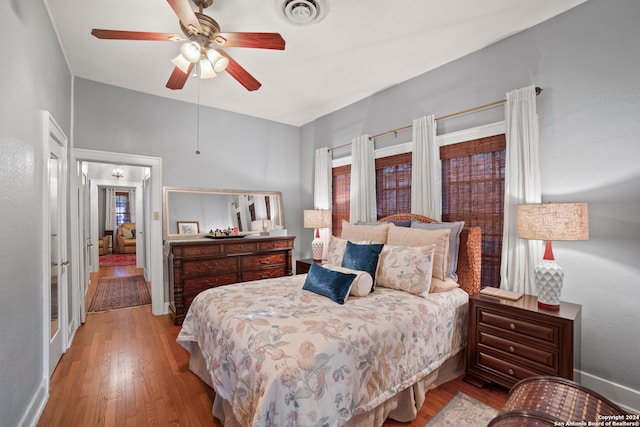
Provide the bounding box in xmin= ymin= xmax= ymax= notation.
xmin=378 ymin=213 xmax=482 ymax=295
xmin=488 ymin=376 xmax=632 ymax=426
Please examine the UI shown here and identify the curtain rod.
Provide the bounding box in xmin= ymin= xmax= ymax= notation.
xmin=328 ymin=87 xmax=542 ymax=152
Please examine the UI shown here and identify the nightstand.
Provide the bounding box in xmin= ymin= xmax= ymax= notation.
xmin=295 ymin=258 xmax=315 ymax=274
xmin=465 ymin=292 xmax=581 ymax=390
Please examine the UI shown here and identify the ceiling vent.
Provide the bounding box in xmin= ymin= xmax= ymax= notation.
xmin=276 ymin=0 xmax=329 ymax=25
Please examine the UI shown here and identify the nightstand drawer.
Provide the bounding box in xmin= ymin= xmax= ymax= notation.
xmin=478 ymin=352 xmax=542 ymax=383
xmin=479 ymin=309 xmax=557 ymax=345
xmin=478 ymin=331 xmax=557 ymax=369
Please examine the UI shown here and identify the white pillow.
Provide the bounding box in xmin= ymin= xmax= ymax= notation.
xmin=341 ymin=220 xmax=389 ymax=244
xmin=376 ymin=244 xmax=436 ymax=297
xmin=321 ymin=264 xmax=373 ymax=297
xmin=386 ymin=223 xmax=450 ymax=281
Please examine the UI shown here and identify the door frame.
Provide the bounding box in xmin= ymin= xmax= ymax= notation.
xmin=69 ymin=149 xmax=164 ymax=320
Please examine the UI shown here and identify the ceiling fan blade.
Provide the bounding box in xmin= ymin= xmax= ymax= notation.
xmin=166 ymin=64 xmax=194 ymax=90
xmin=167 ymin=0 xmax=202 ymax=34
xmin=217 ymin=51 xmax=261 ymax=91
xmin=91 ymin=29 xmax=183 ymax=42
xmin=211 ymin=32 xmax=286 ymax=50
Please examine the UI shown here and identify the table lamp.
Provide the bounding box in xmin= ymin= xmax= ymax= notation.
xmin=303 ymin=209 xmax=332 ymax=262
xmin=517 ymin=203 xmax=589 ymax=310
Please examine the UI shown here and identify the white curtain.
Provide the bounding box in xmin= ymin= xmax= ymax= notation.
xmin=349 ymin=135 xmax=377 ymax=223
xmin=127 ymin=189 xmax=136 ymax=223
xmin=411 ymin=115 xmax=441 ymax=220
xmin=105 ymin=188 xmax=117 ymax=231
xmin=500 ymin=86 xmax=542 ymax=294
xmin=314 ymin=147 xmax=332 ymax=258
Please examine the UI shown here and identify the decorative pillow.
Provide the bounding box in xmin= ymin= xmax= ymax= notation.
xmin=430 ymin=276 xmax=460 ymax=293
xmin=121 ymin=227 xmax=134 ymax=239
xmin=386 ymin=223 xmax=450 ymax=281
xmin=302 ymin=262 xmax=356 ymax=304
xmin=322 ymin=264 xmax=373 ymax=297
xmin=131 ymin=229 xmax=136 ymax=239
xmin=411 ymin=219 xmax=464 ymax=281
xmin=376 ymin=244 xmax=436 ymax=297
xmin=341 ymin=241 xmax=384 ymax=289
xmin=325 ymin=235 xmax=372 ymax=265
xmin=341 ymin=220 xmax=389 ymax=244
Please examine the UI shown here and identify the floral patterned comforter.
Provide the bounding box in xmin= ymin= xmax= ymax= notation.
xmin=177 ymin=274 xmax=468 ymax=427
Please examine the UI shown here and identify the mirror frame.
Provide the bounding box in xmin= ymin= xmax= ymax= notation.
xmin=163 ymin=186 xmax=285 ymax=240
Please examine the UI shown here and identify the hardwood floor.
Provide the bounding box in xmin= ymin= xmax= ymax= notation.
xmin=39 ymin=271 xmax=508 ymax=426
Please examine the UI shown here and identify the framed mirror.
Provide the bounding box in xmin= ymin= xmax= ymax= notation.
xmin=163 ymin=187 xmax=284 ymax=240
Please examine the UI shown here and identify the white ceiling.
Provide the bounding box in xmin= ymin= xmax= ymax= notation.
xmin=44 ymin=0 xmax=587 ymax=126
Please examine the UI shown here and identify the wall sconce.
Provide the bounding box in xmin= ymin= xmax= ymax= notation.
xmin=303 ymin=209 xmax=331 ymax=262
xmin=518 ymin=202 xmax=589 ymax=310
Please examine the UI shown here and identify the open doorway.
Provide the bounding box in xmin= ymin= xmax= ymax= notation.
xmin=69 ymin=149 xmax=163 ymax=327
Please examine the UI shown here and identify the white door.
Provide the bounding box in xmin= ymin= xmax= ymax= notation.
xmin=47 ymin=114 xmax=68 ymax=376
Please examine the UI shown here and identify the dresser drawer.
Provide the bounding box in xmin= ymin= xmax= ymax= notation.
xmin=225 ymin=242 xmax=258 ymax=254
xmin=242 ymin=266 xmax=286 ymax=282
xmin=241 ymin=253 xmax=287 ymax=269
xmin=479 ymin=308 xmax=558 ymax=345
xmin=258 ymin=240 xmax=292 ymax=251
xmin=184 ymin=273 xmax=239 ymax=293
xmin=478 ymin=331 xmax=557 ymax=369
xmin=478 ymin=351 xmax=543 ymax=383
xmin=179 ymin=245 xmax=223 ymax=257
xmin=183 ymin=257 xmax=238 ymax=276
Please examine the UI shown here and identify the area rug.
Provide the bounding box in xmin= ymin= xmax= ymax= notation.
xmin=99 ymin=253 xmax=136 ymax=267
xmin=425 ymin=392 xmax=499 ymax=427
xmin=88 ymin=275 xmax=150 ymax=312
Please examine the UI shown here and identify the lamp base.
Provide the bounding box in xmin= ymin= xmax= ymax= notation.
xmin=535 ymin=259 xmax=564 ymax=311
xmin=311 ymin=238 xmax=323 ymax=263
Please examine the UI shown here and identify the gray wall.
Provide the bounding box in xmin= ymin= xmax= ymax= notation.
xmin=0 ymin=1 xmax=72 ymax=426
xmin=301 ymin=0 xmax=640 ymax=398
xmin=73 ymin=78 xmax=303 ymax=252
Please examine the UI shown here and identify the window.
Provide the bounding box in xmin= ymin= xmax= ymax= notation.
xmin=375 ymin=152 xmax=412 ymax=218
xmin=115 ymin=191 xmax=131 ymax=226
xmin=331 ymin=165 xmax=351 ymax=237
xmin=440 ymin=134 xmax=506 ymax=288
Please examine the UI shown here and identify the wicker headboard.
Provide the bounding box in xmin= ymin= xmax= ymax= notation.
xmin=379 ymin=214 xmax=482 ymax=295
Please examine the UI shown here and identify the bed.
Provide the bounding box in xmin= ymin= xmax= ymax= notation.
xmin=177 ymin=214 xmax=482 ymax=426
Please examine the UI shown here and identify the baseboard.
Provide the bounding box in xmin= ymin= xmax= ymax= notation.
xmin=18 ymin=377 xmax=48 ymax=427
xmin=576 ymin=369 xmax=640 ymax=414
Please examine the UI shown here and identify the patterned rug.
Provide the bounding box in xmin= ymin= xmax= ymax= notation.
xmin=99 ymin=253 xmax=136 ymax=267
xmin=425 ymin=392 xmax=499 ymax=427
xmin=88 ymin=275 xmax=150 ymax=312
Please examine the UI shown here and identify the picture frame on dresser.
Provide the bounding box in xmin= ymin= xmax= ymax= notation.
xmin=177 ymin=221 xmax=200 ymax=235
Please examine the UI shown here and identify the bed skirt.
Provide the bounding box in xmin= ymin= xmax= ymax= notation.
xmin=187 ymin=344 xmax=465 ymax=426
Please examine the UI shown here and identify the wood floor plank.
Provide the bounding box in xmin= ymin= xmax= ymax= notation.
xmin=38 ymin=265 xmax=508 ymax=426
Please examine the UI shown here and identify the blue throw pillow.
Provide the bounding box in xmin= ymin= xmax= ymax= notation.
xmin=341 ymin=241 xmax=384 ymax=290
xmin=302 ymin=262 xmax=356 ymax=304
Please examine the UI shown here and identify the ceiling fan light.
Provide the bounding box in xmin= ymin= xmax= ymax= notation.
xmin=199 ymin=59 xmax=217 ymax=79
xmin=206 ymin=49 xmax=229 ymax=72
xmin=171 ymin=54 xmax=192 ymax=74
xmin=181 ymin=41 xmax=202 ymax=63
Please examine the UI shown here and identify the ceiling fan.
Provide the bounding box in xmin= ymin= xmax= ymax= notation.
xmin=91 ymin=0 xmax=285 ymax=91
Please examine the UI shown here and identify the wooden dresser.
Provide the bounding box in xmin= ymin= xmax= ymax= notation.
xmin=166 ymin=236 xmax=295 ymax=325
xmin=465 ymin=292 xmax=581 ymax=390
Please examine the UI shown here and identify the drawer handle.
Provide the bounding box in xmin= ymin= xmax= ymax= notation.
xmin=260 ymin=273 xmax=268 ymax=279
xmin=508 ymin=368 xmax=515 ymax=376
xmin=509 ymin=323 xmax=516 ymax=330
xmin=260 ymin=258 xmax=270 ymax=264
xmin=509 ymin=346 xmax=515 ymax=353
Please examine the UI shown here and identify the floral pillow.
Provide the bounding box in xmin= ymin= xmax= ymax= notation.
xmin=325 ymin=235 xmax=371 ymax=265
xmin=376 ymin=244 xmax=436 ymax=297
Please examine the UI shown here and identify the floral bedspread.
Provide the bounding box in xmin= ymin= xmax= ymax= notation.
xmin=177 ymin=274 xmax=468 ymax=427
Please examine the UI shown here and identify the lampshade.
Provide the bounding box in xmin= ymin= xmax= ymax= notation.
xmin=206 ymin=49 xmax=230 ymax=73
xmin=199 ymin=58 xmax=217 ymax=79
xmin=518 ymin=203 xmax=589 ymax=241
xmin=303 ymin=209 xmax=332 ymax=229
xmin=518 ymin=202 xmax=589 ymax=310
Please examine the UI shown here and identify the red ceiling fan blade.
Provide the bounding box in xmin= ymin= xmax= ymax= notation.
xmin=167 ymin=0 xmax=202 ymax=34
xmin=216 ymin=51 xmax=261 ymax=91
xmin=211 ymin=32 xmax=286 ymax=50
xmin=166 ymin=64 xmax=194 ymax=90
xmin=91 ymin=29 xmax=183 ymax=42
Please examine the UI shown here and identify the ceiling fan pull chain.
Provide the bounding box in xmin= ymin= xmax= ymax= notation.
xmin=196 ymin=76 xmax=201 ymax=155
